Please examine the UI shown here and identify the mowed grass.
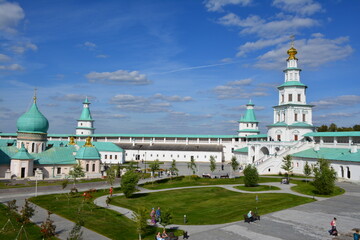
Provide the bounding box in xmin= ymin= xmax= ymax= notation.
xmin=0 ymin=203 xmax=58 ymax=240
xmin=29 ymin=189 xmax=181 ymax=240
xmin=140 ymin=176 xmax=281 ymax=190
xmin=234 ymin=185 xmax=281 ymax=191
xmin=290 ymin=180 xmax=345 ymax=197
xmin=111 ymin=187 xmax=315 ymax=225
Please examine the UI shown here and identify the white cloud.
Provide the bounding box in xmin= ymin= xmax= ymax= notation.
xmin=311 ymin=95 xmax=360 ymax=110
xmin=166 ymin=111 xmax=212 ymax=121
xmin=218 ymin=13 xmax=318 ymax=38
xmin=0 ymin=1 xmax=24 ymax=33
xmin=231 ymin=105 xmax=265 ymax=111
xmin=86 ymin=69 xmax=151 ymax=85
xmin=96 ymin=54 xmax=109 ymax=58
xmin=272 ymin=0 xmax=323 ymax=16
xmin=110 ymin=94 xmax=171 ymax=113
xmin=255 ymin=35 xmax=353 ymax=69
xmin=212 ymin=78 xmax=269 ymax=99
xmin=237 ymin=36 xmax=289 ymax=57
xmin=204 ymin=0 xmax=252 ymax=12
xmin=0 ymin=63 xmax=23 ymax=71
xmin=82 ymin=41 xmax=97 ymax=50
xmin=9 ymin=42 xmax=38 ymax=54
xmin=0 ymin=53 xmax=11 ymax=62
xmin=153 ymin=93 xmax=193 ymax=102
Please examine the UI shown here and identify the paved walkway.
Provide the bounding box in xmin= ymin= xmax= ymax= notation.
xmin=94 ymin=181 xmax=359 ymax=240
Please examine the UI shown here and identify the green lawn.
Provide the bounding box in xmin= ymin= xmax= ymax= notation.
xmin=0 ymin=203 xmax=58 ymax=239
xmin=290 ymin=180 xmax=345 ymax=197
xmin=234 ymin=185 xmax=281 ymax=191
xmin=111 ymin=187 xmax=315 ymax=225
xmin=140 ymin=176 xmax=281 ymax=190
xmin=29 ymin=189 xmax=181 ymax=240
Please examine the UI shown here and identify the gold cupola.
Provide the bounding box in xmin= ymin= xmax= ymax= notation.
xmin=287 ymin=47 xmax=298 ymax=60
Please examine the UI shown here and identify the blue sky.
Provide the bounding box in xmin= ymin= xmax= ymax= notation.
xmin=0 ymin=0 xmax=359 ymax=135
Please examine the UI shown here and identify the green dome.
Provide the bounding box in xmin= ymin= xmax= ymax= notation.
xmin=75 ymin=146 xmax=101 ymax=160
xmin=17 ymin=101 xmax=49 ymax=134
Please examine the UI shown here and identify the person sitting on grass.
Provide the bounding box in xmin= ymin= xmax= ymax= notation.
xmin=354 ymin=229 xmax=360 ymax=240
xmin=156 ymin=232 xmax=165 ymax=240
xmin=161 ymin=229 xmax=168 ymax=239
xmin=247 ymin=210 xmax=254 ymax=222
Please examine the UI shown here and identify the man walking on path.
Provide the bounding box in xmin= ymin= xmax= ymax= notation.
xmin=156 ymin=207 xmax=161 ymax=223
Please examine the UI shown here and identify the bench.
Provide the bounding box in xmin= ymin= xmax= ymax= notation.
xmin=243 ymin=214 xmax=260 ymax=223
xmin=202 ymin=173 xmax=211 ymax=178
xmin=220 ymin=174 xmax=229 ymax=178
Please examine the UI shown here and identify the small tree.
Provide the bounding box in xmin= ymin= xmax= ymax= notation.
xmin=187 ymin=156 xmax=197 ymax=175
xmin=106 ymin=167 xmax=116 ymax=186
xmin=209 ymin=156 xmax=216 ymax=173
xmin=6 ymin=199 xmax=18 ymax=217
xmin=132 ymin=207 xmax=148 ymax=240
xmin=312 ymin=158 xmax=337 ymax=195
xmin=281 ymin=155 xmax=293 ymax=183
xmin=19 ymin=199 xmax=35 ymax=224
xmin=67 ymin=218 xmax=84 ymax=240
xmin=149 ymin=159 xmax=160 ymax=177
xmin=128 ymin=161 xmax=137 ymax=171
xmin=121 ymin=170 xmax=140 ymax=198
xmin=69 ymin=164 xmax=85 ymax=188
xmin=303 ymin=161 xmax=312 ymax=182
xmin=169 ymin=159 xmax=179 ymax=177
xmin=230 ymin=156 xmax=239 ymax=178
xmin=243 ymin=164 xmax=259 ymax=187
xmin=40 ymin=211 xmax=56 ymax=239
xmin=160 ymin=209 xmax=172 ymax=230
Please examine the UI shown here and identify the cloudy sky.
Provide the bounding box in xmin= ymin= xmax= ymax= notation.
xmin=0 ymin=0 xmax=359 ymax=135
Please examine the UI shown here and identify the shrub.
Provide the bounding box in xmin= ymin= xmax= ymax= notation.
xmin=243 ymin=164 xmax=259 ymax=187
xmin=121 ymin=170 xmax=140 ymax=198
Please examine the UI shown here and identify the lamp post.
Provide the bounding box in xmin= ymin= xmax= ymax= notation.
xmin=144 ymin=152 xmax=147 ymax=173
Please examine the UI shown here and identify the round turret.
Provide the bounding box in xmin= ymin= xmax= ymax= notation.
xmin=75 ymin=137 xmax=100 ymax=160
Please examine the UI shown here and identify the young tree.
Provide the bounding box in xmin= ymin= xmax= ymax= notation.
xmin=132 ymin=207 xmax=148 ymax=240
xmin=243 ymin=164 xmax=259 ymax=187
xmin=160 ymin=209 xmax=172 ymax=230
xmin=19 ymin=199 xmax=35 ymax=224
xmin=40 ymin=211 xmax=56 ymax=239
xmin=106 ymin=167 xmax=116 ymax=186
xmin=169 ymin=159 xmax=179 ymax=177
xmin=303 ymin=161 xmax=312 ymax=182
xmin=230 ymin=156 xmax=239 ymax=177
xmin=281 ymin=155 xmax=293 ymax=183
xmin=209 ymin=156 xmax=216 ymax=173
xmin=69 ymin=164 xmax=85 ymax=188
xmin=121 ymin=170 xmax=140 ymax=198
xmin=312 ymin=158 xmax=337 ymax=195
xmin=67 ymin=217 xmax=84 ymax=240
xmin=149 ymin=159 xmax=160 ymax=177
xmin=6 ymin=199 xmax=18 ymax=217
xmin=128 ymin=161 xmax=137 ymax=171
xmin=187 ymin=156 xmax=197 ymax=175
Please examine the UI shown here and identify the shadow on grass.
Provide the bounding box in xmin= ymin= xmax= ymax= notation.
xmin=129 ymin=193 xmax=149 ymax=199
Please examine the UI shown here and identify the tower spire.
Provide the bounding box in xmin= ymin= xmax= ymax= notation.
xmin=287 ymin=35 xmax=298 ymax=60
xmin=33 ymin=88 xmax=37 ymax=103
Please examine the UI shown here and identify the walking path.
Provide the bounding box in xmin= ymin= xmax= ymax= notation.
xmin=1 ymin=178 xmax=358 ymax=240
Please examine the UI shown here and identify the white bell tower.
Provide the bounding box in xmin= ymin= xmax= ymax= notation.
xmin=76 ymin=97 xmax=95 ymax=135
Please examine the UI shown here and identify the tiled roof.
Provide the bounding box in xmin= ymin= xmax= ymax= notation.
xmin=292 ymin=147 xmax=360 ymax=162
xmin=234 ymin=147 xmax=248 ymax=153
xmin=304 ymin=132 xmax=360 ymax=137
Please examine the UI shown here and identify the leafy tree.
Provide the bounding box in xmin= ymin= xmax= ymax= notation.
xmin=329 ymin=123 xmax=337 ymax=132
xmin=187 ymin=156 xmax=197 ymax=175
xmin=317 ymin=125 xmax=328 ymax=132
xmin=121 ymin=170 xmax=140 ymax=198
xmin=281 ymin=155 xmax=293 ymax=183
xmin=353 ymin=124 xmax=360 ymax=131
xmin=19 ymin=199 xmax=35 ymax=224
xmin=6 ymin=199 xmax=18 ymax=217
xmin=69 ymin=164 xmax=85 ymax=188
xmin=209 ymin=156 xmax=216 ymax=173
xmin=106 ymin=167 xmax=116 ymax=186
xmin=243 ymin=164 xmax=259 ymax=187
xmin=169 ymin=159 xmax=179 ymax=177
xmin=230 ymin=156 xmax=239 ymax=176
xmin=303 ymin=161 xmax=312 ymax=182
xmin=312 ymin=158 xmax=337 ymax=195
xmin=132 ymin=206 xmax=148 ymax=240
xmin=159 ymin=209 xmax=172 ymax=230
xmin=149 ymin=159 xmax=160 ymax=177
xmin=128 ymin=161 xmax=137 ymax=171
xmin=40 ymin=211 xmax=56 ymax=239
xmin=62 ymin=179 xmax=69 ymax=189
xmin=67 ymin=219 xmax=84 ymax=240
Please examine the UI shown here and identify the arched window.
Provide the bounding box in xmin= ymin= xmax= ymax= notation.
xmin=347 ymin=167 xmax=351 ymax=179
xmin=32 ymin=143 xmax=35 ymax=152
xmin=86 ymin=164 xmax=89 ymax=172
xmin=92 ymin=164 xmax=95 ymax=172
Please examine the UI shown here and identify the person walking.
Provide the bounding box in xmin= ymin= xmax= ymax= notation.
xmin=329 ymin=217 xmax=338 ymax=236
xmin=155 ymin=207 xmax=161 ymax=223
xmin=109 ymin=187 xmax=113 ymax=197
xmin=150 ymin=208 xmax=156 ymax=225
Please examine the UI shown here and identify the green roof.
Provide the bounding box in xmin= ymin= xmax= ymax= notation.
xmin=76 ymin=127 xmax=95 ymax=130
xmin=12 ymin=144 xmax=34 ymax=160
xmin=239 ymin=101 xmax=258 ymax=123
xmin=273 ymin=103 xmax=314 ymax=108
xmin=77 ymin=141 xmax=124 ymax=152
xmin=34 ymin=146 xmax=77 ymax=165
xmin=0 ymin=146 xmax=18 ymax=164
xmin=277 ymin=81 xmax=307 ymax=89
xmin=237 ymin=129 xmax=260 ymax=133
xmin=16 ymin=101 xmax=49 ymax=134
xmin=267 ymin=122 xmax=314 ymax=128
xmin=283 ymin=67 xmax=301 ymax=71
xmin=76 ymin=146 xmax=101 ymax=160
xmin=304 ymin=131 xmax=360 ymax=137
xmin=234 ymin=147 xmax=248 ymax=153
xmin=246 ymin=134 xmax=267 ymax=139
xmin=292 ymin=147 xmax=360 ymax=163
xmin=0 ymin=139 xmax=16 ymax=147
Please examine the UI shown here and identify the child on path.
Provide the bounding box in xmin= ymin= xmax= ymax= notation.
xmin=150 ymin=208 xmax=156 ymax=225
